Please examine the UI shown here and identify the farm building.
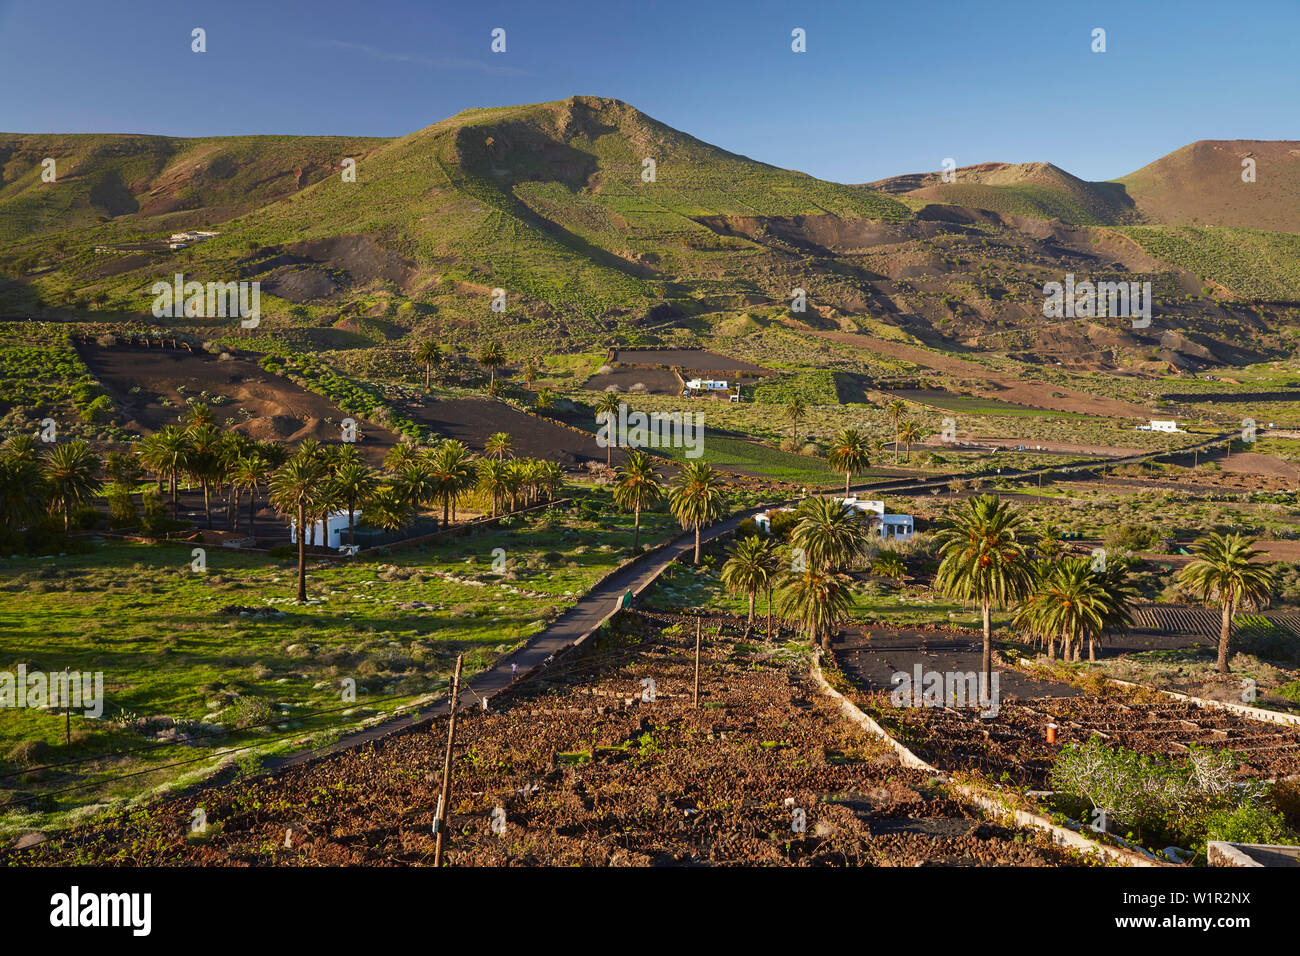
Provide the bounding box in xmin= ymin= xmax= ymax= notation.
xmin=754 ymin=497 xmax=914 ymax=542
xmin=291 ymin=510 xmax=364 ymax=550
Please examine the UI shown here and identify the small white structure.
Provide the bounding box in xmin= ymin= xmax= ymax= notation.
xmin=1142 ymin=419 xmax=1181 ymax=433
xmin=685 ymin=378 xmax=729 ymax=392
xmin=838 ymin=497 xmax=914 ymax=542
xmin=754 ymin=497 xmax=913 ymax=542
xmin=290 ymin=509 xmax=362 ymax=550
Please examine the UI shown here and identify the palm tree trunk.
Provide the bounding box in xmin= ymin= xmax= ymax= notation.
xmin=203 ymin=481 xmax=212 ymax=529
xmin=249 ymin=488 xmax=257 ymax=535
xmin=1089 ymin=637 xmax=1096 ymax=662
xmin=632 ymin=504 xmax=641 ymax=551
xmin=767 ymin=589 xmax=773 ymax=642
xmin=349 ymin=506 xmax=356 ymax=546
xmin=693 ymin=524 xmax=701 ymax=564
xmin=1048 ymin=633 xmax=1057 ymax=661
xmin=232 ymin=489 xmax=241 ymax=533
xmin=748 ymin=592 xmax=755 ymax=623
xmin=171 ymin=474 xmax=179 ymax=518
xmin=296 ymin=502 xmax=307 ymax=603
xmin=425 ymin=364 xmax=431 ymax=390
xmin=443 ymin=495 xmax=450 ymax=529
xmin=845 ymin=472 xmax=851 ymax=496
xmin=981 ymin=599 xmax=992 ymax=685
xmin=1217 ymin=599 xmax=1233 ymax=673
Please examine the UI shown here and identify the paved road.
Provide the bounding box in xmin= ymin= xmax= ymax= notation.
xmin=264 ymin=501 xmax=776 ymax=772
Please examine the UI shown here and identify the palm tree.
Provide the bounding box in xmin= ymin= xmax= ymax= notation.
xmin=152 ymin=426 xmax=192 ymax=517
xmin=934 ymin=494 xmax=1034 ymax=685
xmin=778 ymin=566 xmax=853 ymax=650
xmin=721 ymin=534 xmax=776 ymax=623
xmin=0 ymin=452 xmax=46 ymax=529
xmin=331 ymin=462 xmax=379 ymax=546
xmin=1019 ymin=558 xmax=1107 ymax=663
xmin=613 ymin=450 xmax=661 ymax=551
xmin=872 ymin=551 xmax=907 ymax=586
xmin=1036 ymin=524 xmax=1064 ymax=561
xmin=269 ymin=454 xmax=328 ymax=602
xmin=885 ymin=399 xmax=907 ymax=462
xmin=534 ymin=388 xmax=557 ymax=413
xmin=478 ymin=341 xmax=506 ymax=387
xmin=790 ymin=496 xmax=870 ymax=572
xmin=396 ymin=459 xmax=438 ymax=515
xmin=784 ymin=397 xmax=806 ymax=443
xmin=413 ymin=340 xmax=441 ymax=391
xmin=365 ymin=484 xmax=413 ymax=533
xmin=426 ymin=440 xmax=477 ymax=527
xmin=535 ymin=461 xmax=564 ymax=503
xmin=594 ymin=392 xmax=621 ymax=467
xmin=668 ymin=461 xmax=724 ymax=564
xmin=384 ymin=440 xmax=420 ymax=472
xmin=230 ymin=454 xmax=268 ymax=535
xmin=522 ymin=358 xmax=539 ymax=385
xmin=1177 ymin=532 xmax=1277 ymax=673
xmin=827 ymin=427 xmax=870 ymax=496
xmin=41 ymin=441 xmax=101 ymax=532
xmin=477 ymin=458 xmax=512 ymax=518
xmin=484 ymin=432 xmax=513 ymax=461
xmin=896 ymin=421 xmax=926 ymax=463
xmin=184 ymin=422 xmax=224 ymax=528
xmin=184 ymin=402 xmax=214 ymax=428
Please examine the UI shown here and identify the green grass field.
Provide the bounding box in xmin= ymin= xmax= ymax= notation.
xmin=0 ymin=494 xmax=679 ymax=836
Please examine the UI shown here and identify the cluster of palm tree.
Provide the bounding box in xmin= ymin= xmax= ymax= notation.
xmin=0 ymin=434 xmax=102 ymax=533
xmin=933 ymin=496 xmax=1279 ymax=681
xmin=722 ymin=495 xmax=872 ymax=648
xmin=884 ymin=399 xmax=927 ymax=462
xmin=136 ymin=404 xmax=283 ymax=530
xmin=1013 ymin=558 xmax=1137 ymax=663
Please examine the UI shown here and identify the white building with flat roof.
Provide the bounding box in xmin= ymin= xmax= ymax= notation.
xmin=291 ymin=510 xmax=362 ymax=550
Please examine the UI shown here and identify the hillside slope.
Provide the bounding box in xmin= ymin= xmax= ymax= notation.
xmin=1117 ymin=140 xmax=1300 ymax=232
xmin=0 ymin=133 xmax=390 ymax=241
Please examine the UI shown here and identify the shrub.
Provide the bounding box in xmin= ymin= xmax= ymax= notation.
xmin=222 ymin=695 xmax=277 ymax=731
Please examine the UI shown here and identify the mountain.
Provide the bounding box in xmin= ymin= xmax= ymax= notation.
xmin=866 ymin=161 xmax=1139 ymax=226
xmin=0 ymin=133 xmax=390 ymax=241
xmin=0 ymin=100 xmax=1296 ymax=374
xmin=1117 ymin=140 xmax=1300 ymax=232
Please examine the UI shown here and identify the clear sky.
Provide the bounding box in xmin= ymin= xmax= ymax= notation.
xmin=1 ymin=0 xmax=1296 ymax=184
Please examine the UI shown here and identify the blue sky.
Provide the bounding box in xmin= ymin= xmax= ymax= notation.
xmin=0 ymin=0 xmax=1295 ymax=183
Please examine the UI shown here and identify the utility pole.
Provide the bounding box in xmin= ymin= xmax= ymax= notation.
xmin=693 ymin=618 xmax=702 ymax=707
xmin=433 ymin=654 xmax=463 ymax=867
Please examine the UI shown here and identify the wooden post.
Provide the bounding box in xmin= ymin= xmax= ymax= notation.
xmin=693 ymin=619 xmax=702 ymax=707
xmin=433 ymin=654 xmax=463 ymax=867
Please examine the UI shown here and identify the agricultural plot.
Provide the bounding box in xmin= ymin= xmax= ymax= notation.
xmin=2 ymin=612 xmax=1094 ymax=867
xmin=74 ymin=343 xmax=399 ymax=462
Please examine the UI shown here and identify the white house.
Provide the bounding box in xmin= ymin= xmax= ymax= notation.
xmin=290 ymin=509 xmax=362 ymax=550
xmin=684 ymin=378 xmax=729 ymax=392
xmin=1146 ymin=419 xmax=1181 ymax=433
xmin=754 ymin=497 xmax=914 ymax=542
xmin=838 ymin=497 xmax=914 ymax=542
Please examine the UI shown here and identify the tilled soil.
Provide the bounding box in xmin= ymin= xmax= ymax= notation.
xmin=862 ymin=687 xmax=1300 ymax=789
xmin=2 ymin=613 xmax=1093 ymax=867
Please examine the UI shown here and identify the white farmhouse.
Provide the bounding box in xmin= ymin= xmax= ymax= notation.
xmin=1149 ymin=419 xmax=1181 ymax=433
xmin=290 ymin=510 xmax=363 ymax=550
